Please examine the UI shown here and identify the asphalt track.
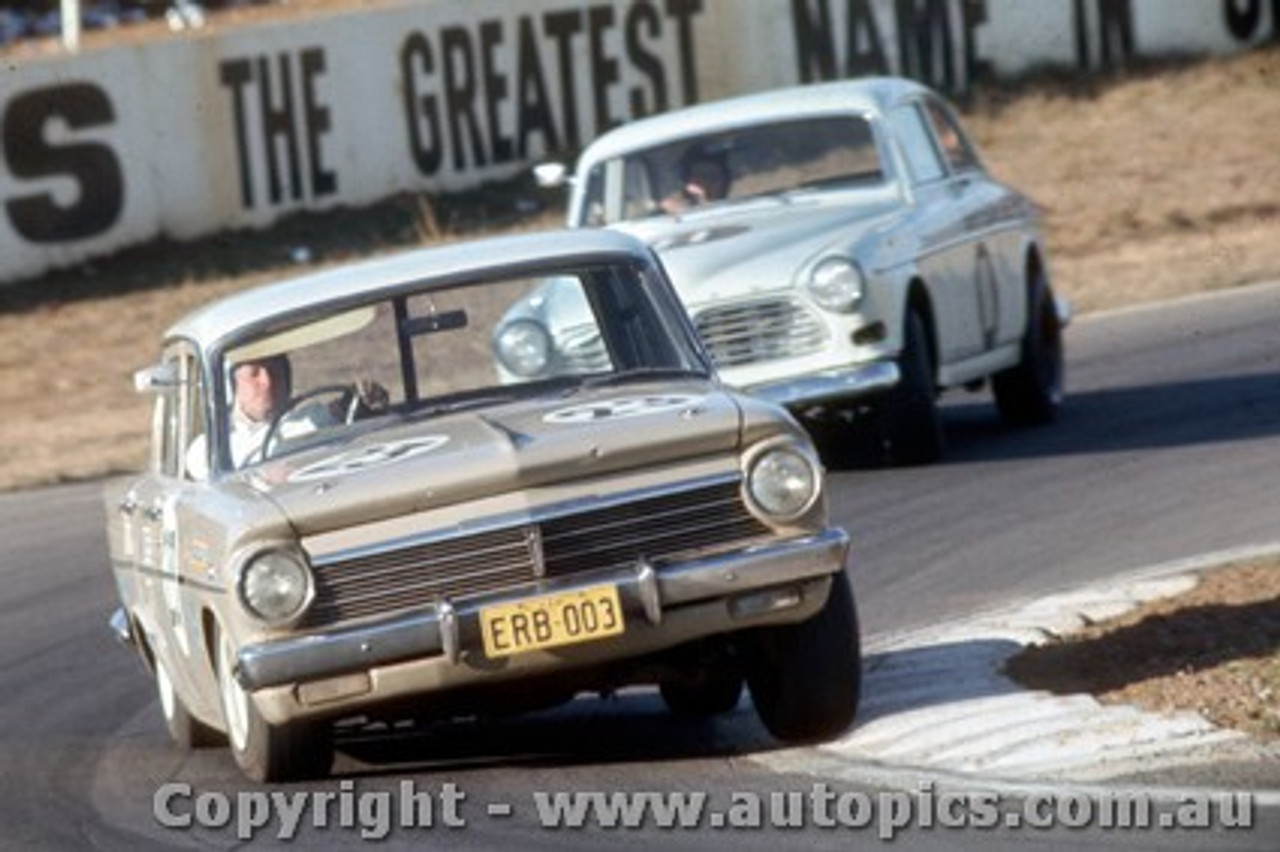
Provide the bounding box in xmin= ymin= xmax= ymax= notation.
xmin=1 ymin=281 xmax=1277 ymax=851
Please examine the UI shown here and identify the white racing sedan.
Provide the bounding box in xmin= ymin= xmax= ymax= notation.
xmin=106 ymin=229 xmax=860 ymax=782
xmin=534 ymin=76 xmax=1068 ymax=465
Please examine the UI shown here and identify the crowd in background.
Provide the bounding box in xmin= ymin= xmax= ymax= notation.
xmin=0 ymin=0 xmax=276 ymax=44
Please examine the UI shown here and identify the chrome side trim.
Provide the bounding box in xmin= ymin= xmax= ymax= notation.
xmin=235 ymin=527 xmax=849 ymax=692
xmin=748 ymin=361 xmax=900 ymax=409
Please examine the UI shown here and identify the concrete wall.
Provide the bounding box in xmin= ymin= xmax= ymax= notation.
xmin=1 ymin=0 xmax=1275 ymax=284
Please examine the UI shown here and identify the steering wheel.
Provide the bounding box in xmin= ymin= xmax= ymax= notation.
xmin=259 ymin=383 xmax=359 ymax=462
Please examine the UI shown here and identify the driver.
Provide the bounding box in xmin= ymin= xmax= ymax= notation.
xmin=186 ymin=355 xmax=389 ymax=479
xmin=229 ymin=355 xmax=391 ymax=469
xmin=228 ymin=354 xmax=296 ymax=469
xmin=661 ymin=147 xmax=732 ymax=213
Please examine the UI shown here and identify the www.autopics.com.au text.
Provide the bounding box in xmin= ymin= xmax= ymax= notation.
xmin=153 ymin=779 xmax=1256 ymax=842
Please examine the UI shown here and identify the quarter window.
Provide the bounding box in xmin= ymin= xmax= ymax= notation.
xmin=887 ymin=104 xmax=946 ymax=184
xmin=923 ymin=100 xmax=978 ymax=173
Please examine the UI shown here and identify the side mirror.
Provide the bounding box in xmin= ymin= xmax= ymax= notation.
xmin=533 ymin=162 xmax=571 ymax=189
xmin=133 ymin=362 xmax=181 ymax=394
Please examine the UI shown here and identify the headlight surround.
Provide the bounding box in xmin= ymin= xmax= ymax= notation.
xmin=745 ymin=443 xmax=821 ymax=522
xmin=495 ymin=320 xmax=553 ymax=378
xmin=805 ymin=257 xmax=864 ymax=313
xmin=239 ymin=550 xmax=313 ymax=626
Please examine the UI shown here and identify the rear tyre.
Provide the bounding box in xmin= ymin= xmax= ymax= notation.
xmin=880 ymin=310 xmax=944 ymax=465
xmin=993 ymin=272 xmax=1064 ymax=425
xmin=216 ymin=629 xmax=332 ymax=782
xmin=746 ymin=571 xmax=861 ymax=743
xmin=155 ymin=656 xmax=223 ymax=749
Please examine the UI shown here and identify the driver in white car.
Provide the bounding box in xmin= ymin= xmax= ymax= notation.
xmin=660 ymin=146 xmax=732 ymax=214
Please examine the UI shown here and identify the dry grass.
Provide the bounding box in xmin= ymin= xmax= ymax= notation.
xmin=2 ymin=47 xmax=1279 ymax=492
xmin=963 ymin=49 xmax=1280 ymax=312
xmin=1007 ymin=560 xmax=1280 ymax=742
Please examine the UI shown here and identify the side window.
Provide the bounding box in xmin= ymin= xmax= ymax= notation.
xmin=182 ymin=355 xmax=208 ymax=481
xmin=581 ymin=165 xmax=606 ymax=227
xmin=149 ymin=394 xmax=169 ymax=476
xmin=582 ymin=159 xmax=632 ymax=225
xmin=623 ymin=159 xmax=656 ymax=220
xmin=147 ymin=347 xmax=207 ymax=481
xmin=923 ymin=100 xmax=978 ymax=173
xmin=156 ymin=373 xmax=182 ymax=479
xmin=887 ymin=105 xmax=946 ymax=185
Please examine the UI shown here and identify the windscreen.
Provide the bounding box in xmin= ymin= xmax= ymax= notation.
xmin=580 ymin=115 xmax=883 ymax=226
xmin=212 ymin=262 xmax=708 ymax=472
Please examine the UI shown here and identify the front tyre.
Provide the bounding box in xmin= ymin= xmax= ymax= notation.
xmin=881 ymin=310 xmax=944 ymax=465
xmin=993 ymin=271 xmax=1064 ymax=425
xmin=746 ymin=571 xmax=861 ymax=743
xmin=216 ymin=629 xmax=332 ymax=782
xmin=155 ymin=656 xmax=223 ymax=749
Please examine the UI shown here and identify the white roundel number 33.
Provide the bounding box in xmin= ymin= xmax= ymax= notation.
xmin=544 ymin=394 xmax=700 ymax=424
xmin=289 ymin=436 xmax=451 ymax=482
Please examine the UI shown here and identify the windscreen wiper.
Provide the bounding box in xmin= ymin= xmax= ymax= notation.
xmin=574 ymin=367 xmax=711 ymax=389
xmin=410 ymin=392 xmax=520 ymax=420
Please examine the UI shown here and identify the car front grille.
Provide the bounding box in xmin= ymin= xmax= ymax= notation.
xmin=557 ymin=324 xmax=612 ymax=373
xmin=301 ymin=479 xmax=771 ymax=629
xmin=694 ymin=298 xmax=828 ymax=368
xmin=302 ymin=527 xmax=536 ymax=629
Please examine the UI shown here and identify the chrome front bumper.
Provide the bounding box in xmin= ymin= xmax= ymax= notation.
xmin=236 ymin=528 xmax=849 ymax=700
xmin=748 ymin=361 xmax=899 ymax=410
xmin=109 ymin=607 xmax=134 ymax=648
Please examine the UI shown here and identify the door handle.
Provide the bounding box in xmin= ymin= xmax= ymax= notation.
xmin=143 ymin=504 xmax=164 ymax=523
xmin=118 ymin=497 xmax=138 ymax=517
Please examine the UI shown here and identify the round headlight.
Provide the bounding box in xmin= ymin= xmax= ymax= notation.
xmin=495 ymin=320 xmax=552 ymax=378
xmin=806 ymin=257 xmax=864 ymax=313
xmin=747 ymin=446 xmax=819 ymax=520
xmin=240 ymin=551 xmax=312 ymax=624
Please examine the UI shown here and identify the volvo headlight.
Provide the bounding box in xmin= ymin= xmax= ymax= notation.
xmin=746 ymin=444 xmax=820 ymax=521
xmin=805 ymin=257 xmax=864 ymax=313
xmin=239 ymin=550 xmax=313 ymax=625
xmin=495 ymin=320 xmax=552 ymax=378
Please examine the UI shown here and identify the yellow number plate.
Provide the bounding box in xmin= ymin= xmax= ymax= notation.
xmin=480 ymin=585 xmax=624 ymax=658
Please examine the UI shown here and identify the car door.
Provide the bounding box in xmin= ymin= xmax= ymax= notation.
xmin=886 ymin=100 xmax=988 ymax=369
xmin=117 ymin=357 xmax=178 ymax=654
xmin=105 ymin=397 xmax=164 ymax=631
xmin=920 ymin=98 xmax=1018 ymax=361
xmin=132 ymin=345 xmax=208 ymax=688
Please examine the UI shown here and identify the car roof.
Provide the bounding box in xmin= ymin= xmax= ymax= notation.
xmin=577 ymin=77 xmax=932 ymax=164
xmin=166 ymin=229 xmax=652 ymax=352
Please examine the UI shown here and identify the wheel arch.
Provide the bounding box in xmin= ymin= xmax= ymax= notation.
xmin=904 ymin=276 xmax=939 ymax=381
xmin=1025 ymin=242 xmax=1051 ymax=295
xmin=131 ymin=611 xmax=158 ymax=676
xmin=201 ymin=607 xmax=220 ymax=677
